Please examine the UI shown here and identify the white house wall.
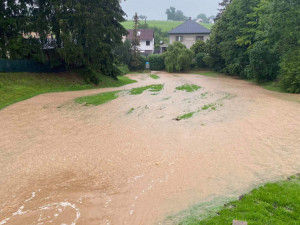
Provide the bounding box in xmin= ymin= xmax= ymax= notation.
xmin=169 ymin=34 xmax=210 ymax=49
xmin=138 ymin=40 xmax=155 ymax=52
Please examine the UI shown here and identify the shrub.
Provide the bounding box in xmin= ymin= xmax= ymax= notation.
xmin=79 ymin=68 xmax=102 ymax=85
xmin=113 ymin=40 xmax=132 ymax=65
xmin=129 ymin=55 xmax=147 ymax=71
xmin=137 ymin=55 xmax=147 ymax=70
xmin=191 ymin=40 xmax=206 ymax=56
xmin=195 ymin=52 xmax=207 ymax=68
xmin=117 ymin=64 xmax=130 ymax=75
xmin=248 ymin=41 xmax=280 ymax=83
xmin=148 ymin=54 xmax=165 ymax=71
xmin=164 ymin=42 xmax=193 ymax=73
xmin=280 ymin=47 xmax=300 ymax=93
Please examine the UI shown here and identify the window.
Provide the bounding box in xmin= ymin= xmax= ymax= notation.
xmin=196 ymin=36 xmax=204 ymax=41
xmin=146 ymin=41 xmax=150 ymax=46
xmin=176 ymin=36 xmax=183 ymax=42
xmin=137 ymin=31 xmax=141 ymax=36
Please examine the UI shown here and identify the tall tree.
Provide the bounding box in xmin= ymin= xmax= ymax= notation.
xmin=197 ymin=14 xmax=209 ymax=23
xmin=206 ymin=0 xmax=300 ymax=92
xmin=1 ymin=0 xmax=127 ymax=81
xmin=31 ymin=0 xmax=127 ymax=79
xmin=0 ymin=0 xmax=29 ymax=59
xmin=130 ymin=12 xmax=141 ymax=69
xmin=165 ymin=7 xmax=187 ymax=21
xmin=166 ymin=7 xmax=176 ymax=21
xmin=216 ymin=0 xmax=232 ymax=20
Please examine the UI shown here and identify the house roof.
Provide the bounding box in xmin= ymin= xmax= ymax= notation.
xmin=126 ymin=29 xmax=154 ymax=41
xmin=168 ymin=19 xmax=211 ymax=34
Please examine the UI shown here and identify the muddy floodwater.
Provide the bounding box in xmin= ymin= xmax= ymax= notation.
xmin=0 ymin=72 xmax=300 ymax=225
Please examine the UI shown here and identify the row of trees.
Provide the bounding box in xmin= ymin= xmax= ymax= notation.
xmin=205 ymin=0 xmax=299 ymax=93
xmin=196 ymin=14 xmax=215 ymax=23
xmin=0 ymin=0 xmax=127 ymax=83
xmin=157 ymin=0 xmax=299 ymax=93
xmin=165 ymin=7 xmax=215 ymax=23
xmin=165 ymin=7 xmax=187 ymax=21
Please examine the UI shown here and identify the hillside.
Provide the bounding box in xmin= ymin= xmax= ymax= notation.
xmin=121 ymin=20 xmax=213 ymax=32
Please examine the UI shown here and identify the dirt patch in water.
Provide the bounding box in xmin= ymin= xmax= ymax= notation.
xmin=0 ymin=72 xmax=300 ymax=224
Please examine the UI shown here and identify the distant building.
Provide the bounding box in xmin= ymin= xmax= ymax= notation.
xmin=124 ymin=29 xmax=155 ymax=55
xmin=22 ymin=32 xmax=57 ymax=50
xmin=168 ymin=18 xmax=211 ymax=49
xmin=209 ymin=18 xmax=215 ymax=24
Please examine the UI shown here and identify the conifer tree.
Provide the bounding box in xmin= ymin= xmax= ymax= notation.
xmin=130 ymin=12 xmax=141 ymax=69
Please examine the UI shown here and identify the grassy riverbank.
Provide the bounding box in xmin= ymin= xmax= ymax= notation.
xmin=0 ymin=72 xmax=136 ymax=110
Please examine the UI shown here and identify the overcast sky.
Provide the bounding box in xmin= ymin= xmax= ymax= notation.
xmin=121 ymin=0 xmax=221 ymax=20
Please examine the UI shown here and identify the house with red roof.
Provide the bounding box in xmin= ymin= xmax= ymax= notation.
xmin=124 ymin=29 xmax=155 ymax=55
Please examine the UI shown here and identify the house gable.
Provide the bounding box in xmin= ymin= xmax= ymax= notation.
xmin=125 ymin=29 xmax=155 ymax=54
xmin=168 ymin=19 xmax=211 ymax=48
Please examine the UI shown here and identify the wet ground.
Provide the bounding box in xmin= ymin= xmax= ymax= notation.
xmin=0 ymin=72 xmax=300 ymax=225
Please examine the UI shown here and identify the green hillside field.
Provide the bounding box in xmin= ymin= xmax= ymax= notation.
xmin=121 ymin=20 xmax=213 ymax=32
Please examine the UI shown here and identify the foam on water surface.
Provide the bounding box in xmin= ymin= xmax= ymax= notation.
xmin=0 ymin=190 xmax=81 ymax=225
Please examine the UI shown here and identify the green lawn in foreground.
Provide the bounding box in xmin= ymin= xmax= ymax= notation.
xmin=121 ymin=20 xmax=213 ymax=32
xmin=175 ymin=84 xmax=201 ymax=92
xmin=182 ymin=175 xmax=300 ymax=225
xmin=0 ymin=72 xmax=136 ymax=110
xmin=75 ymin=91 xmax=121 ymax=106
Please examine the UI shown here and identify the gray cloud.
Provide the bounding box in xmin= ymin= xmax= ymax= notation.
xmin=121 ymin=0 xmax=221 ymax=20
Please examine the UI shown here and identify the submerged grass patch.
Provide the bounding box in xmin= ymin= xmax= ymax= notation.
xmin=130 ymin=84 xmax=164 ymax=95
xmin=75 ymin=91 xmax=121 ymax=106
xmin=176 ymin=101 xmax=225 ymax=121
xmin=75 ymin=84 xmax=164 ymax=107
xmin=202 ymin=104 xmax=217 ymax=111
xmin=150 ymin=74 xmax=160 ymax=79
xmin=176 ymin=112 xmax=196 ymax=120
xmin=162 ymin=97 xmax=172 ymax=101
xmin=127 ymin=107 xmax=135 ymax=114
xmin=175 ymin=84 xmax=201 ymax=92
xmin=184 ymin=175 xmax=300 ymax=225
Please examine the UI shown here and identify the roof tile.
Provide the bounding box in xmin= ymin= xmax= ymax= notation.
xmin=126 ymin=29 xmax=154 ymax=41
xmin=168 ymin=20 xmax=211 ymax=34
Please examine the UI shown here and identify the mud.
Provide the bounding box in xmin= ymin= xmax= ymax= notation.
xmin=0 ymin=72 xmax=300 ymax=225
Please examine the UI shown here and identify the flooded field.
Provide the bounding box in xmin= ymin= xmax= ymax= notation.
xmin=0 ymin=72 xmax=300 ymax=225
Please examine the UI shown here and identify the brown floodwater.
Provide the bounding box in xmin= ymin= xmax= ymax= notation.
xmin=0 ymin=72 xmax=300 ymax=225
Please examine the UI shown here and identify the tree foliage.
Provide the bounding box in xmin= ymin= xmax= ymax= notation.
xmin=165 ymin=7 xmax=188 ymax=21
xmin=197 ymin=14 xmax=209 ymax=23
xmin=164 ymin=42 xmax=193 ymax=73
xmin=0 ymin=0 xmax=127 ymax=83
xmin=130 ymin=13 xmax=141 ymax=70
xmin=206 ymin=0 xmax=300 ymax=93
xmin=191 ymin=40 xmax=206 ymax=56
xmin=148 ymin=54 xmax=165 ymax=71
xmin=113 ymin=40 xmax=132 ymax=66
xmin=191 ymin=40 xmax=207 ymax=68
xmin=280 ymin=46 xmax=300 ymax=93
xmin=0 ymin=0 xmax=31 ymax=59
